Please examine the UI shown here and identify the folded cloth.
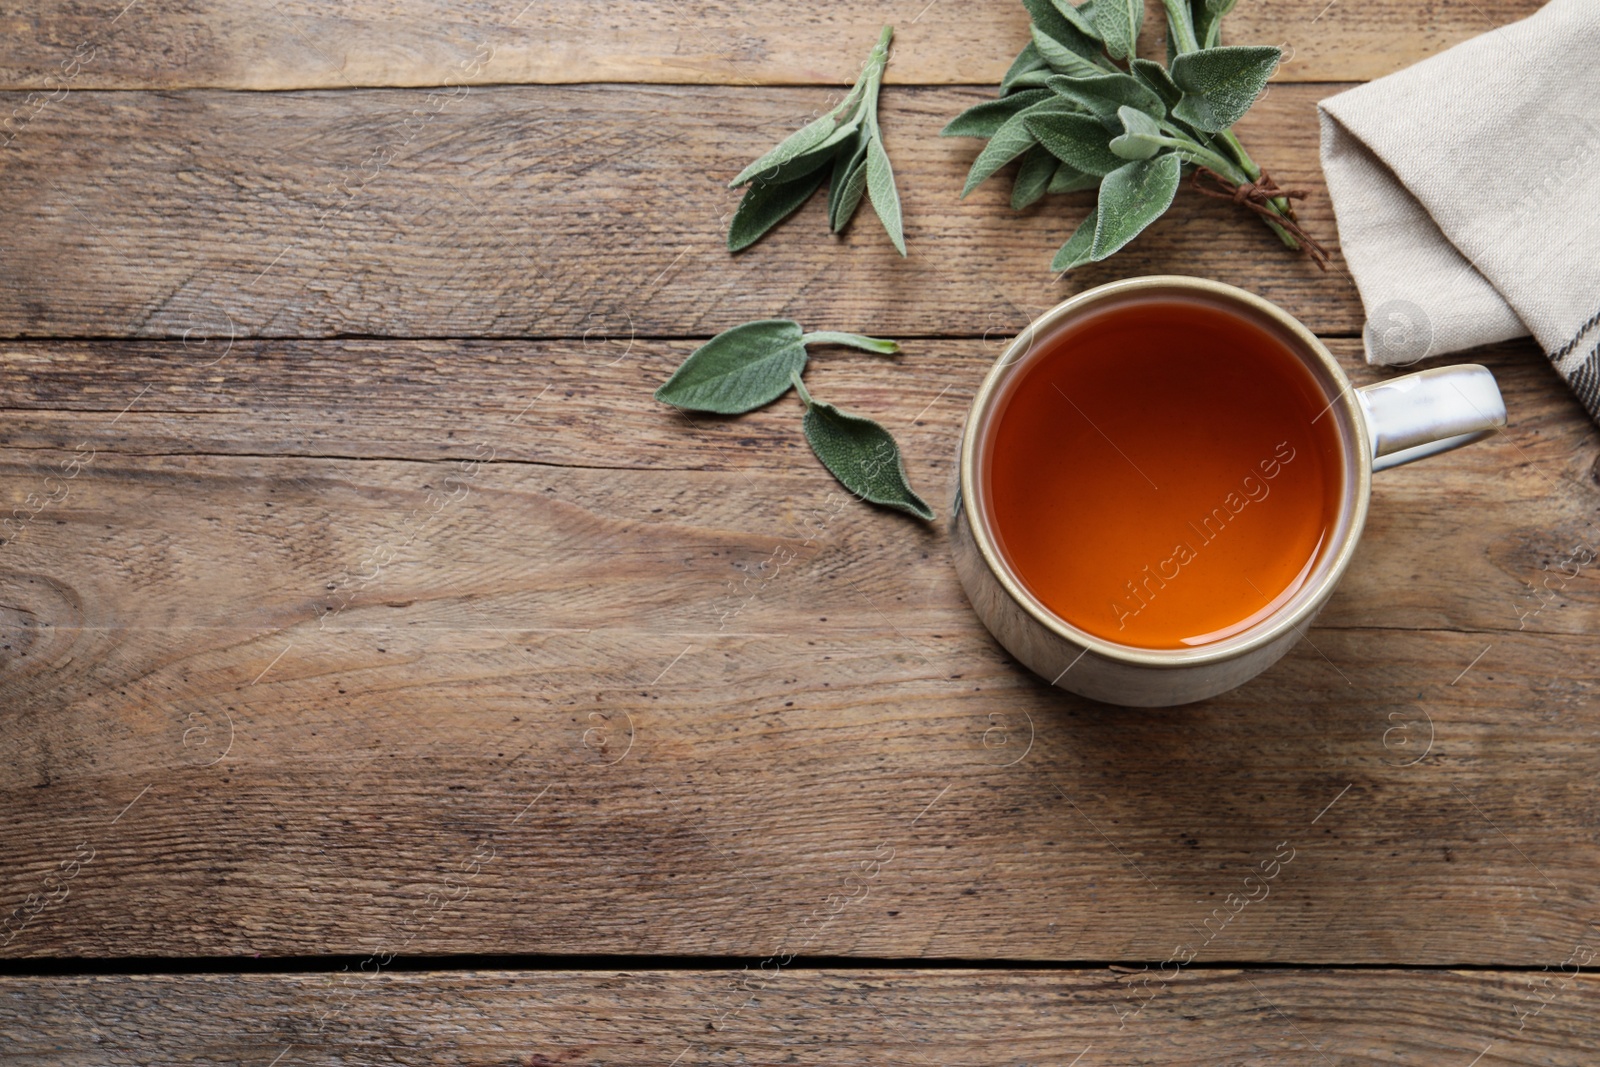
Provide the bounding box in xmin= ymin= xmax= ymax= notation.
xmin=1318 ymin=0 xmax=1600 ymax=422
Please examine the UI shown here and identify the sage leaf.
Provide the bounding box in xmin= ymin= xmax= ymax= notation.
xmin=865 ymin=131 xmax=907 ymax=256
xmin=1050 ymin=0 xmax=1101 ymax=41
xmin=1011 ymin=145 xmax=1059 ymax=209
xmin=1192 ymin=0 xmax=1238 ymax=48
xmin=1092 ymin=0 xmax=1143 ymax=61
xmin=827 ymin=137 xmax=869 ymax=232
xmin=1000 ymin=42 xmax=1048 ymax=94
xmin=1025 ymin=109 xmax=1125 ymax=176
xmin=1170 ymin=45 xmax=1279 ymax=132
xmin=960 ymin=97 xmax=1080 ymax=196
xmin=1047 ymin=161 xmax=1100 ymax=193
xmin=941 ymin=88 xmax=1051 ymax=139
xmin=799 ymin=331 xmax=900 ymax=354
xmin=1129 ymin=57 xmax=1183 ymax=109
xmin=656 ymin=320 xmax=809 ymax=413
xmin=1091 ymin=152 xmax=1182 ymax=259
xmin=728 ymin=25 xmax=904 ymax=252
xmin=1030 ymin=23 xmax=1106 ymax=79
xmin=1108 ymin=105 xmax=1168 ymax=159
xmin=730 ymin=109 xmax=856 ymax=188
xmin=728 ymin=167 xmax=829 ymax=252
xmin=1045 ymin=72 xmax=1165 ymax=127
xmin=1023 ymin=0 xmax=1106 ymax=66
xmin=792 ymin=372 xmax=934 ymax=521
xmin=1005 ymin=67 xmax=1057 ymax=91
xmin=1051 ymin=212 xmax=1098 ymax=272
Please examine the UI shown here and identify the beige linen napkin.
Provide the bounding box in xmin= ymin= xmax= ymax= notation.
xmin=1318 ymin=0 xmax=1600 ymax=422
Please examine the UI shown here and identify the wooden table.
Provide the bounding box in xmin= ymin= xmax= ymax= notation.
xmin=4 ymin=1 xmax=1597 ymax=1062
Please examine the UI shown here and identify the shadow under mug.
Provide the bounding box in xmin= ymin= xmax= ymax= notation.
xmin=951 ymin=276 xmax=1507 ymax=707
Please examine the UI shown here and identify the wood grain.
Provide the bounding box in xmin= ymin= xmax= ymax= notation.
xmin=1 ymin=346 xmax=1595 ymax=959
xmin=0 ymin=84 xmax=1357 ymax=339
xmin=0 ymin=0 xmax=1543 ymax=89
xmin=1 ymin=335 xmax=1593 ymax=634
xmin=3 ymin=969 xmax=1598 ymax=1065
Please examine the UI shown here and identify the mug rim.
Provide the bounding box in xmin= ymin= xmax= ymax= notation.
xmin=959 ymin=275 xmax=1374 ymax=669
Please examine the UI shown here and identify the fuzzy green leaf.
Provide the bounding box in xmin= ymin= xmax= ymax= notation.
xmin=1091 ymin=153 xmax=1182 ymax=259
xmin=1192 ymin=0 xmax=1238 ymax=48
xmin=727 ymin=166 xmax=830 ymax=252
xmin=1170 ymin=45 xmax=1279 ymax=132
xmin=794 ymin=373 xmax=933 ymax=520
xmin=1129 ymin=57 xmax=1183 ymax=109
xmin=1051 ymin=213 xmax=1099 ymax=272
xmin=1092 ymin=0 xmax=1143 ymax=60
xmin=960 ymin=97 xmax=1081 ymax=196
xmin=1030 ymin=23 xmax=1107 ymax=79
xmin=999 ymin=42 xmax=1048 ymax=94
xmin=1108 ymin=105 xmax=1168 ymax=159
xmin=864 ymin=133 xmax=907 ymax=256
xmin=730 ymin=110 xmax=859 ymax=188
xmin=1024 ymin=109 xmax=1124 ymax=176
xmin=941 ymin=89 xmax=1051 ymax=139
xmin=1050 ymin=0 xmax=1101 ymax=40
xmin=1047 ymin=161 xmax=1100 ymax=193
xmin=655 ymin=320 xmax=808 ymax=413
xmin=1022 ymin=0 xmax=1106 ymax=65
xmin=827 ymin=137 xmax=869 ymax=232
xmin=1045 ymin=72 xmax=1166 ymax=128
xmin=1011 ymin=145 xmax=1060 ymax=209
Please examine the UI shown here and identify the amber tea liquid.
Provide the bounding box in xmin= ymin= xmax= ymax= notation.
xmin=983 ymin=295 xmax=1345 ymax=650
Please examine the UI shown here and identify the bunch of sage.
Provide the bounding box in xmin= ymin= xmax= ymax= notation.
xmin=943 ymin=0 xmax=1326 ymax=271
xmin=655 ymin=320 xmax=933 ymax=520
xmin=726 ymin=26 xmax=906 ymax=256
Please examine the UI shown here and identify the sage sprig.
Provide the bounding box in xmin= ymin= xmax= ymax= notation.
xmin=655 ymin=320 xmax=932 ymax=521
xmin=943 ymin=0 xmax=1322 ymax=271
xmin=727 ymin=26 xmax=906 ymax=255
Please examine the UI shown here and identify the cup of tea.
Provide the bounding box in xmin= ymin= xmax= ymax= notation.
xmin=951 ymin=276 xmax=1505 ymax=707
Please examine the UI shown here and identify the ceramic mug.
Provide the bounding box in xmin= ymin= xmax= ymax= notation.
xmin=951 ymin=276 xmax=1506 ymax=707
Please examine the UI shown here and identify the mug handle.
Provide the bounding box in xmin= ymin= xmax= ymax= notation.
xmin=1355 ymin=364 xmax=1506 ymax=472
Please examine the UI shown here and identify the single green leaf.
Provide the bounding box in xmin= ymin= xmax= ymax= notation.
xmin=1091 ymin=153 xmax=1182 ymax=259
xmin=999 ymin=42 xmax=1048 ymax=95
xmin=1047 ymin=161 xmax=1100 ymax=193
xmin=1051 ymin=213 xmax=1098 ymax=272
xmin=1129 ymin=57 xmax=1183 ymax=109
xmin=1169 ymin=45 xmax=1280 ymax=132
xmin=1022 ymin=0 xmax=1107 ymax=65
xmin=1011 ymin=145 xmax=1059 ymax=209
xmin=728 ymin=167 xmax=829 ymax=252
xmin=1005 ymin=67 xmax=1057 ymax=91
xmin=655 ymin=320 xmax=808 ymax=413
xmin=1192 ymin=0 xmax=1238 ymax=48
xmin=1030 ymin=23 xmax=1106 ymax=79
xmin=1050 ymin=0 xmax=1101 ymax=41
xmin=1108 ymin=105 xmax=1168 ymax=159
xmin=730 ymin=108 xmax=859 ymax=188
xmin=1092 ymin=0 xmax=1143 ymax=61
xmin=1045 ymin=72 xmax=1165 ymax=127
xmin=799 ymin=331 xmax=900 ymax=354
xmin=941 ymin=89 xmax=1051 ymax=139
xmin=827 ymin=137 xmax=869 ymax=233
xmin=864 ymin=133 xmax=906 ymax=256
xmin=1024 ymin=109 xmax=1125 ymax=176
xmin=793 ymin=373 xmax=933 ymax=520
xmin=960 ymin=97 xmax=1080 ymax=196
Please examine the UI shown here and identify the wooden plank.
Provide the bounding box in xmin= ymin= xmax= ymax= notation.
xmin=0 ymin=84 xmax=1358 ymax=339
xmin=0 ymin=0 xmax=1543 ymax=89
xmin=0 ymin=335 xmax=1593 ymax=635
xmin=1 ymin=432 xmax=1596 ymax=960
xmin=3 ymin=969 xmax=1597 ymax=1065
